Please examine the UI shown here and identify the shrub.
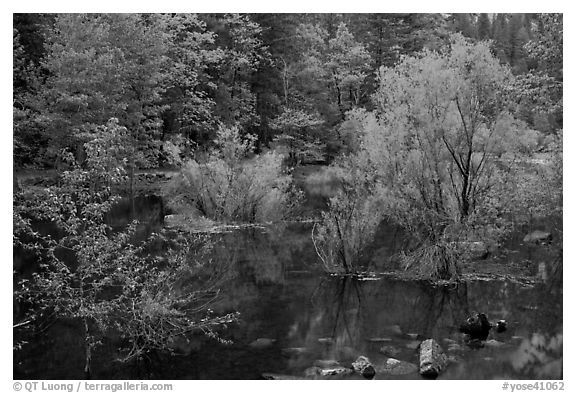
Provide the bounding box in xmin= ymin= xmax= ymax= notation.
xmin=311 ymin=161 xmax=382 ymax=274
xmin=166 ymin=126 xmax=302 ymax=223
xmin=13 ymin=120 xmax=238 ymax=376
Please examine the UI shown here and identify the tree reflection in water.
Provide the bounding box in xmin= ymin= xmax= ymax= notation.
xmin=511 ymin=332 xmax=562 ymax=379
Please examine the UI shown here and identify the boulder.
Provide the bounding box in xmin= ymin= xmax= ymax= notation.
xmin=379 ymin=345 xmax=402 ymax=357
xmin=484 ymin=339 xmax=506 ymax=348
xmin=367 ymin=337 xmax=393 ymax=343
xmin=305 ymin=366 xmax=353 ymax=377
xmin=523 ymin=230 xmax=552 ymax=244
xmin=262 ymin=373 xmax=304 ymax=380
xmin=352 ymin=356 xmax=375 ymax=379
xmin=419 ymin=339 xmax=448 ymax=379
xmin=313 ymin=359 xmax=341 ymax=368
xmin=281 ymin=347 xmax=309 ymax=356
xmin=495 ymin=320 xmax=507 ymax=333
xmin=249 ymin=338 xmax=276 ymax=349
xmin=447 ymin=343 xmax=463 ymax=353
xmin=374 ymin=358 xmax=418 ymax=376
xmin=459 ymin=312 xmax=492 ymax=340
xmin=317 ymin=337 xmax=334 ymax=344
xmin=468 ymin=241 xmax=490 ymax=259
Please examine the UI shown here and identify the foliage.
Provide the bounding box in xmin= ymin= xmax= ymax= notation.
xmin=13 ymin=119 xmax=237 ymax=375
xmin=269 ymin=108 xmax=325 ymax=165
xmin=157 ymin=14 xmax=223 ymax=143
xmin=319 ymin=34 xmax=549 ymax=279
xmin=39 ymin=14 xmax=168 ymax=168
xmin=166 ymin=126 xmax=301 ymax=223
xmin=311 ymin=158 xmax=381 ymax=274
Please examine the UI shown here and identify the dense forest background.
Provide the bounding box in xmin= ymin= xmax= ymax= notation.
xmin=13 ymin=13 xmax=562 ymax=169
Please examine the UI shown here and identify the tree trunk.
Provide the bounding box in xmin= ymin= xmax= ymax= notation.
xmin=84 ymin=318 xmax=92 ymax=379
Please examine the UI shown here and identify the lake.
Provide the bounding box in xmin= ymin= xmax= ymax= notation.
xmin=13 ymin=193 xmax=562 ymax=380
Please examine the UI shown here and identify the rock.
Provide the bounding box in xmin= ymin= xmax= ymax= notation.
xmin=419 ymin=339 xmax=448 ymax=379
xmin=374 ymin=358 xmax=419 ymax=376
xmin=406 ymin=340 xmax=421 ymax=350
xmin=447 ymin=343 xmax=463 ymax=353
xmin=305 ymin=366 xmax=353 ymax=377
xmin=406 ymin=333 xmax=420 ymax=340
xmin=249 ymin=338 xmax=276 ymax=349
xmin=304 ymin=367 xmax=322 ymax=377
xmin=317 ymin=337 xmax=334 ymax=344
xmin=495 ymin=320 xmax=507 ymax=333
xmin=166 ymin=335 xmax=201 ymax=355
xmin=281 ymin=347 xmax=309 ymax=356
xmin=453 ymin=241 xmax=490 ymax=259
xmin=484 ymin=339 xmax=506 ymax=348
xmin=459 ymin=312 xmax=492 ymax=340
xmin=352 ymin=356 xmax=375 ymax=379
xmin=465 ymin=338 xmax=485 ymax=349
xmin=468 ymin=241 xmax=490 ymax=259
xmin=384 ymin=325 xmax=403 ymax=335
xmin=367 ymin=337 xmax=393 ymax=343
xmin=379 ymin=345 xmax=402 ymax=357
xmin=523 ymin=230 xmax=552 ymax=244
xmin=313 ymin=359 xmax=341 ymax=368
xmin=320 ymin=367 xmax=353 ymax=377
xmin=262 ymin=373 xmax=304 ymax=380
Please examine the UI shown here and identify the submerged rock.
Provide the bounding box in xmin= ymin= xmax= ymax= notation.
xmin=262 ymin=373 xmax=305 ymax=380
xmin=447 ymin=343 xmax=463 ymax=353
xmin=305 ymin=366 xmax=353 ymax=377
xmin=523 ymin=230 xmax=552 ymax=244
xmin=384 ymin=325 xmax=403 ymax=336
xmin=379 ymin=345 xmax=402 ymax=357
xmin=375 ymin=358 xmax=418 ymax=376
xmin=484 ymin=339 xmax=506 ymax=348
xmin=249 ymin=338 xmax=276 ymax=349
xmin=495 ymin=320 xmax=507 ymax=333
xmin=459 ymin=313 xmax=492 ymax=340
xmin=281 ymin=347 xmax=309 ymax=356
xmin=317 ymin=337 xmax=334 ymax=344
xmin=313 ymin=359 xmax=341 ymax=368
xmin=367 ymin=337 xmax=393 ymax=343
xmin=352 ymin=356 xmax=375 ymax=379
xmin=419 ymin=339 xmax=448 ymax=379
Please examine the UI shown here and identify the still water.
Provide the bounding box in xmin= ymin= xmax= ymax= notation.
xmin=13 ymin=195 xmax=562 ymax=380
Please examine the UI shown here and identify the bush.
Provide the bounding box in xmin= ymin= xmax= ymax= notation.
xmin=400 ymin=240 xmax=462 ymax=281
xmin=13 ymin=121 xmax=238 ymax=376
xmin=311 ymin=161 xmax=382 ymax=274
xmin=166 ymin=126 xmax=302 ymax=223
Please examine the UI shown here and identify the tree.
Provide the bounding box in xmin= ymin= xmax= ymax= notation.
xmin=517 ymin=13 xmax=563 ymax=131
xmin=157 ymin=14 xmax=224 ymax=146
xmin=203 ymin=14 xmax=270 ymax=132
xmin=336 ymin=34 xmax=540 ymax=279
xmin=40 ymin=14 xmax=168 ymax=175
xmin=269 ymin=108 xmax=325 ymax=166
xmin=14 ymin=118 xmax=238 ymax=377
xmin=477 ymin=13 xmax=491 ymax=40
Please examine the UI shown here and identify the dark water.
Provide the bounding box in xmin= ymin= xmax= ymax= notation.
xmin=13 ymin=194 xmax=562 ymax=380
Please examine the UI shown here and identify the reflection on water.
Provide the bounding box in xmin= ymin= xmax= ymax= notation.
xmin=14 ymin=195 xmax=562 ymax=380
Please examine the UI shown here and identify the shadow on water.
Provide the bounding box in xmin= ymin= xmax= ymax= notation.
xmin=14 ymin=194 xmax=562 ymax=380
